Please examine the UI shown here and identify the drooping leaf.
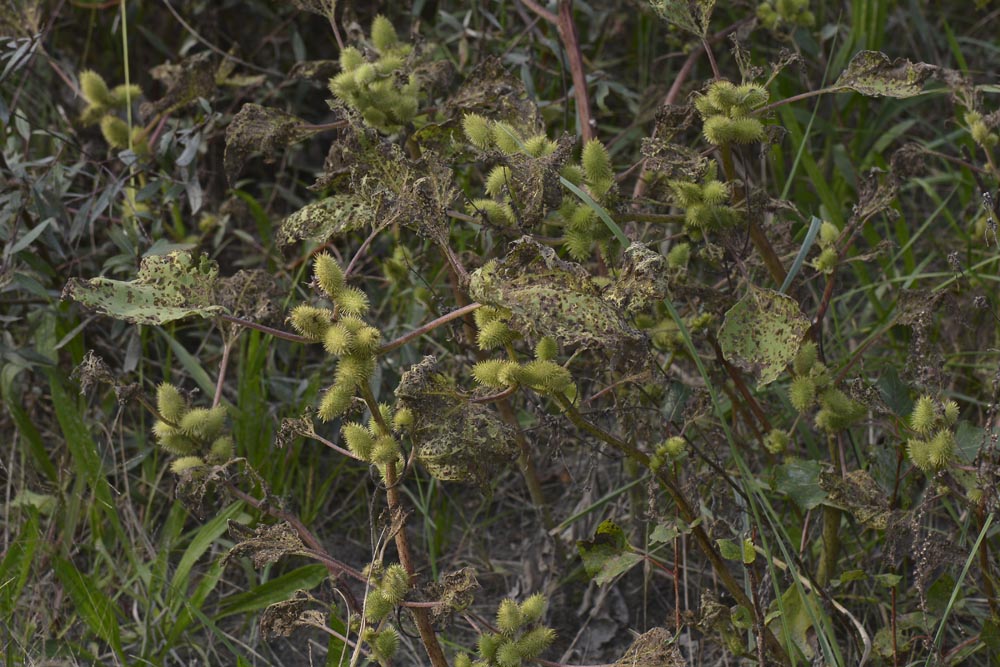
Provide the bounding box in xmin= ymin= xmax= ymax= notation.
xmin=648 ymin=0 xmax=716 ymax=37
xmin=772 ymin=459 xmax=826 ymax=511
xmin=469 ymin=237 xmax=646 ymax=359
xmin=718 ymin=284 xmax=810 ymax=386
xmin=771 ymin=584 xmax=827 ymax=660
xmin=260 ymin=590 xmax=327 ymax=639
xmin=577 ymin=520 xmax=644 ymax=585
xmin=444 ymin=55 xmax=542 ymax=132
xmin=395 ymin=357 xmax=517 ymax=486
xmin=225 ymin=521 xmax=309 ymax=569
xmin=605 ymin=243 xmax=671 ymax=314
xmin=613 ymin=627 xmax=686 ymax=667
xmin=225 ymin=103 xmax=320 ymax=184
xmin=63 ymin=251 xmax=223 ymax=325
xmin=277 ymin=193 xmax=378 ymax=246
xmin=418 ymin=567 xmax=480 ymax=624
xmin=833 ymin=50 xmax=937 ymax=99
xmin=53 ymin=556 xmax=123 ymax=655
xmin=140 ymin=51 xmax=217 ymax=121
xmin=820 ymin=469 xmax=892 ymax=530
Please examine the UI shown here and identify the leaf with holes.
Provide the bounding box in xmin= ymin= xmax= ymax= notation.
xmin=833 ymin=50 xmax=937 ymax=99
xmin=225 ymin=103 xmax=320 ymax=184
xmin=277 ymin=194 xmax=378 ymax=246
xmin=718 ymin=284 xmax=809 ymax=386
xmin=63 ymin=251 xmax=223 ymax=325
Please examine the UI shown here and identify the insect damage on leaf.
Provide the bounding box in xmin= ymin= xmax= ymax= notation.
xmin=62 ymin=251 xmax=224 ymax=325
xmin=224 ymin=103 xmax=321 ymax=184
xmin=833 ymin=50 xmax=938 ymax=99
xmin=277 ymin=193 xmax=378 ymax=246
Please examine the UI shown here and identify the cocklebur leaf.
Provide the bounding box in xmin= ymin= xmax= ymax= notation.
xmin=63 ymin=251 xmax=223 ymax=325
xmin=577 ymin=520 xmax=643 ymax=585
xmin=718 ymin=284 xmax=810 ymax=387
xmin=833 ymin=50 xmax=937 ymax=99
xmin=225 ymin=103 xmax=320 ymax=185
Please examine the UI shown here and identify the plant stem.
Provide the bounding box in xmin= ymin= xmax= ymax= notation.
xmin=219 ymin=313 xmax=314 ymax=344
xmin=816 ymin=433 xmax=842 ymax=587
xmin=556 ymin=0 xmax=595 ymax=141
xmin=377 ymin=303 xmax=481 ymax=355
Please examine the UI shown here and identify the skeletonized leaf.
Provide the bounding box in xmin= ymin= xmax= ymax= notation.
xmin=225 ymin=103 xmax=319 ymax=184
xmin=277 ymin=193 xmax=377 ymax=246
xmin=718 ymin=284 xmax=809 ymax=386
xmin=469 ymin=237 xmax=645 ymax=358
xmin=833 ymin=50 xmax=937 ymax=98
xmin=225 ymin=521 xmax=309 ymax=569
xmin=63 ymin=251 xmax=223 ymax=325
xmin=648 ymin=0 xmax=716 ymax=37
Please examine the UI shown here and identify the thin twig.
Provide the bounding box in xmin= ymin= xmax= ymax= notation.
xmin=377 ymin=303 xmax=481 ymax=355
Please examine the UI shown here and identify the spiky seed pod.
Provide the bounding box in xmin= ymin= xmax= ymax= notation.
xmin=943 ymin=400 xmax=960 ymax=425
xmin=336 ymin=287 xmax=370 ymax=315
xmin=375 ymin=53 xmax=405 ymax=75
xmin=339 ymin=46 xmax=364 ymax=72
xmin=700 ymin=180 xmax=729 ymax=206
xmin=352 ymin=326 xmax=382 ymax=355
xmin=703 ymin=115 xmax=765 ymax=145
xmin=371 ymin=435 xmax=399 ymax=465
xmin=180 ymin=406 xmax=227 ymax=440
xmin=706 ymin=80 xmax=739 ymax=111
xmin=910 ymin=395 xmax=937 ymax=434
xmin=336 ymin=355 xmax=376 ymax=388
xmin=454 ymin=653 xmax=473 ymax=667
xmin=521 ymin=360 xmax=572 ymax=394
xmin=370 ymin=403 xmax=394 ymax=432
xmin=524 ymin=134 xmax=555 ymax=157
xmin=486 ymin=165 xmax=513 ymax=197
xmin=289 ymin=305 xmax=333 ymax=340
xmin=666 ymin=243 xmax=691 ymax=269
xmin=108 ymin=83 xmax=142 ymax=108
xmin=581 ymin=139 xmax=613 ymax=186
xmin=815 ymin=388 xmax=863 ymax=432
xmin=764 ymin=429 xmax=790 ymax=455
xmin=732 ymin=84 xmax=769 ymax=114
xmin=496 ymin=598 xmax=522 ymax=634
xmin=793 ymin=341 xmax=818 ymax=376
xmin=472 ymin=360 xmax=518 ymax=388
xmin=668 ymin=180 xmax=704 ymax=207
xmin=100 ymin=115 xmax=131 ymax=149
xmin=392 ymin=407 xmax=414 ymax=430
xmin=495 ymin=642 xmax=523 ymax=667
xmin=694 ymin=93 xmax=723 ymax=118
xmin=323 ymin=322 xmax=354 ymax=357
xmin=80 ymin=69 xmax=114 ymax=108
xmin=519 ymin=593 xmax=547 ymax=623
xmin=157 ymin=383 xmax=187 ymax=423
xmin=463 ymin=114 xmax=492 ymax=149
xmin=813 ymin=246 xmax=838 ymax=274
xmin=342 ymin=422 xmax=375 ymax=461
xmin=170 ymin=456 xmax=205 ymax=474
xmin=365 ymin=588 xmax=393 ymax=622
xmin=353 ymin=63 xmax=377 ymax=87
xmin=567 ymin=204 xmax=596 ymax=232
xmin=819 ymin=221 xmax=840 ymax=247
xmin=515 ymin=626 xmax=557 ymax=660
xmin=927 ymin=429 xmax=956 ymax=470
xmin=339 ymin=315 xmax=366 ymax=334
xmin=789 ymin=375 xmax=817 ymax=412
xmin=380 ymin=564 xmax=410 ymax=604
xmin=155 ymin=426 xmax=198 ymax=456
xmin=314 ymin=253 xmax=345 ymax=298
xmin=208 ymin=436 xmax=234 ymax=463
xmin=362 ymin=107 xmax=388 ymax=130
xmin=477 ymin=319 xmax=515 ymax=350
xmin=370 ymin=15 xmax=399 ymax=52
xmin=318 ymin=382 xmax=354 ymax=421
xmin=371 ymin=626 xmax=400 ymax=662
xmin=663 ymin=436 xmax=686 ymax=458
xmin=492 ymin=122 xmax=521 ymax=154
xmin=478 ymin=633 xmax=502 ymax=660
xmin=563 ymin=228 xmax=593 ymax=261
xmin=534 ymin=337 xmax=558 ymax=361
xmin=469 ymin=198 xmax=517 ymax=226
xmin=559 ymin=163 xmax=584 ymax=185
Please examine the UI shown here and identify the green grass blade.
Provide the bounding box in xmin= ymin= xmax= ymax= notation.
xmin=216 ymin=563 xmax=328 ymax=620
xmin=53 ymin=555 xmax=123 ymax=657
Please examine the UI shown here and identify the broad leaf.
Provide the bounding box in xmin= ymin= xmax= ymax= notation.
xmin=225 ymin=103 xmax=319 ymax=184
xmin=277 ymin=193 xmax=377 ymax=246
xmin=577 ymin=520 xmax=644 ymax=585
xmin=63 ymin=251 xmax=223 ymax=325
xmin=833 ymin=50 xmax=937 ymax=99
xmin=773 ymin=459 xmax=826 ymax=511
xmin=718 ymin=284 xmax=809 ymax=386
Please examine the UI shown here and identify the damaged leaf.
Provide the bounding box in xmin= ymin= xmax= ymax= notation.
xmin=577 ymin=519 xmax=644 ymax=585
xmin=718 ymin=284 xmax=809 ymax=386
xmin=225 ymin=103 xmax=320 ymax=184
xmin=469 ymin=237 xmax=645 ymax=358
xmin=260 ymin=590 xmax=327 ymax=639
xmin=648 ymin=0 xmax=716 ymax=37
xmin=614 ymin=627 xmax=686 ymax=667
xmin=833 ymin=50 xmax=937 ymax=99
xmin=277 ymin=193 xmax=378 ymax=246
xmin=418 ymin=567 xmax=480 ymax=626
xmin=395 ymin=357 xmax=517 ymax=486
xmin=62 ymin=251 xmax=223 ymax=325
xmin=225 ymin=520 xmax=309 ymax=569
xmin=605 ymin=243 xmax=671 ymax=314
xmin=140 ymin=51 xmax=217 ymax=120
xmin=820 ymin=469 xmax=892 ymax=530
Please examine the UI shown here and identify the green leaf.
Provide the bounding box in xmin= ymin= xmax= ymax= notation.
xmin=874 ymin=573 xmax=901 ymax=588
xmin=577 ymin=520 xmax=644 ymax=585
xmin=716 ymin=538 xmax=742 ymax=562
xmin=772 ymin=584 xmax=826 ymax=660
xmin=0 ymin=511 xmax=40 ymax=618
xmin=772 ymin=459 xmax=826 ymax=511
xmin=277 ymin=194 xmax=377 ymax=246
xmin=718 ymin=284 xmax=810 ymax=386
xmin=469 ymin=237 xmax=645 ymax=358
xmin=53 ymin=556 xmax=123 ymax=655
xmin=63 ymin=251 xmax=223 ymax=325
xmin=217 ymin=564 xmax=328 ymax=619
xmin=649 ymin=522 xmax=679 ymax=545
xmin=833 ymin=50 xmax=937 ymax=98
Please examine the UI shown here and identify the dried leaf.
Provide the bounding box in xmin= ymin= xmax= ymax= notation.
xmin=614 ymin=627 xmax=686 ymax=667
xmin=395 ymin=357 xmax=517 ymax=486
xmin=140 ymin=52 xmax=217 ymax=121
xmin=820 ymin=469 xmax=892 ymax=530
xmin=648 ymin=0 xmax=715 ymax=37
xmin=224 ymin=103 xmax=319 ymax=185
xmin=277 ymin=194 xmax=378 ymax=246
xmin=444 ymin=56 xmax=541 ymax=132
xmin=717 ymin=284 xmax=810 ymax=386
xmin=419 ymin=567 xmax=480 ymax=626
xmin=469 ymin=237 xmax=645 ymax=358
xmin=605 ymin=243 xmax=671 ymax=314
xmin=260 ymin=591 xmax=325 ymax=639
xmin=225 ymin=521 xmax=309 ymax=569
xmin=62 ymin=251 xmax=223 ymax=325
xmin=833 ymin=50 xmax=937 ymax=99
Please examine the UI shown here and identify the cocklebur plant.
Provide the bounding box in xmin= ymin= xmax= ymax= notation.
xmin=811 ymin=220 xmax=840 ymax=275
xmin=151 ymin=382 xmax=233 ymax=474
xmin=328 ymin=15 xmax=420 ymax=133
xmin=666 ymin=162 xmax=740 ymax=239
xmin=905 ymin=394 xmax=960 ymax=473
xmin=787 ymin=341 xmax=865 ymax=434
xmin=79 ymin=69 xmax=149 ymax=156
xmin=694 ymin=80 xmax=768 ymax=147
xmin=756 ymin=0 xmax=816 ymax=32
xmin=453 ymin=594 xmax=555 ymax=667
